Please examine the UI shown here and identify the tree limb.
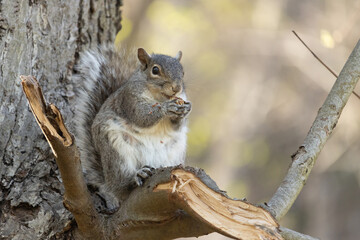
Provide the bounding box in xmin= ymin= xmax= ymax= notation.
xmin=20 ymin=75 xmax=104 ymax=239
xmin=110 ymin=167 xmax=282 ymax=240
xmin=21 ymin=75 xmax=285 ymax=240
xmin=266 ymin=40 xmax=360 ymax=220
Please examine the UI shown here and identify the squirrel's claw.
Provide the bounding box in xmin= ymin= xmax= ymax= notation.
xmin=135 ymin=166 xmax=155 ymax=186
xmin=166 ymin=101 xmax=192 ymax=117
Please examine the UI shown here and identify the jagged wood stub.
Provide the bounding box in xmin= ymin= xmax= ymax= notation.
xmin=155 ymin=169 xmax=283 ymax=240
xmin=20 ymin=75 xmax=103 ymax=239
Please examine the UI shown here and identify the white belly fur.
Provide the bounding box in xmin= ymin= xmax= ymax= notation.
xmin=105 ymin=117 xmax=187 ymax=177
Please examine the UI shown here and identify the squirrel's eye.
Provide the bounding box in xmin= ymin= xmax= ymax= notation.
xmin=152 ymin=66 xmax=160 ymax=75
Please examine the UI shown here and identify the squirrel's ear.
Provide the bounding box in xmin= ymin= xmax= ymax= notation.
xmin=175 ymin=51 xmax=182 ymax=61
xmin=138 ymin=48 xmax=151 ymax=69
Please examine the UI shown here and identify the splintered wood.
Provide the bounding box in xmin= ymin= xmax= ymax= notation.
xmin=20 ymin=75 xmax=103 ymax=239
xmin=154 ymin=169 xmax=283 ymax=240
xmin=20 ymin=75 xmax=72 ymax=150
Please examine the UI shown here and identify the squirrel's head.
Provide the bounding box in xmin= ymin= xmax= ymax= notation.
xmin=138 ymin=48 xmax=185 ymax=102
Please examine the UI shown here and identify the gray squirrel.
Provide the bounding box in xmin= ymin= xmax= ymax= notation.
xmin=74 ymin=46 xmax=191 ymax=212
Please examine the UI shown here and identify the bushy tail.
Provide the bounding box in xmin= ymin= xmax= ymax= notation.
xmin=73 ymin=46 xmax=139 ymax=185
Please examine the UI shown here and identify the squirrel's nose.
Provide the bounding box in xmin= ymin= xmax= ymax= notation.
xmin=172 ymin=85 xmax=181 ymax=93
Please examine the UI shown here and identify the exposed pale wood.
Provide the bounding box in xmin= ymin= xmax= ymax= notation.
xmin=155 ymin=169 xmax=283 ymax=240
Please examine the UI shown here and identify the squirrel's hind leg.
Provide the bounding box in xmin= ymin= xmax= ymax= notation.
xmin=96 ymin=185 xmax=120 ymax=214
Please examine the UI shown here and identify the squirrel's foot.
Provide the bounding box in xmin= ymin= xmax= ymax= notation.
xmin=97 ymin=188 xmax=120 ymax=214
xmin=134 ymin=166 xmax=155 ymax=186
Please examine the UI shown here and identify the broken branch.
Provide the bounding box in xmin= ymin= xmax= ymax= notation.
xmin=20 ymin=75 xmax=103 ymax=239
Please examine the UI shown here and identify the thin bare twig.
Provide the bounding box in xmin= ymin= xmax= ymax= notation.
xmin=292 ymin=30 xmax=360 ymax=99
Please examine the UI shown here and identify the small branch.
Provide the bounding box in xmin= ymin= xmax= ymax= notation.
xmin=292 ymin=30 xmax=360 ymax=99
xmin=266 ymin=40 xmax=360 ymax=220
xmin=292 ymin=30 xmax=338 ymax=78
xmin=20 ymin=75 xmax=103 ymax=239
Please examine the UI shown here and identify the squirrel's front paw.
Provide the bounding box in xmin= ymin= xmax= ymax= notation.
xmin=134 ymin=166 xmax=155 ymax=186
xmin=165 ymin=99 xmax=192 ymax=118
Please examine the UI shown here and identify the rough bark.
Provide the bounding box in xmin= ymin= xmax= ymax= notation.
xmin=0 ymin=1 xmax=121 ymax=239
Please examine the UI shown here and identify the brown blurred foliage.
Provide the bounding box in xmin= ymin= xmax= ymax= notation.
xmin=117 ymin=1 xmax=360 ymax=239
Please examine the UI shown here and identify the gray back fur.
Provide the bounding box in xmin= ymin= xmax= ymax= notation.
xmin=73 ymin=46 xmax=139 ymax=185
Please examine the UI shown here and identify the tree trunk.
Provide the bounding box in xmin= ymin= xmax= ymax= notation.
xmin=0 ymin=1 xmax=122 ymax=239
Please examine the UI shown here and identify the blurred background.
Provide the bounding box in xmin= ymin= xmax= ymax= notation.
xmin=117 ymin=0 xmax=360 ymax=239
